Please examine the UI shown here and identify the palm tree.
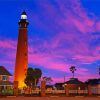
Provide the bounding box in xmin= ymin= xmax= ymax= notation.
xmin=70 ymin=66 xmax=76 ymax=78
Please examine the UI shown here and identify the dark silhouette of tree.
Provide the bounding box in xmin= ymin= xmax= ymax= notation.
xmin=24 ymin=67 xmax=42 ymax=88
xmin=34 ymin=68 xmax=42 ymax=86
xmin=24 ymin=68 xmax=34 ymax=88
xmin=70 ymin=66 xmax=76 ymax=78
xmin=42 ymin=76 xmax=53 ymax=84
xmin=85 ymin=79 xmax=100 ymax=85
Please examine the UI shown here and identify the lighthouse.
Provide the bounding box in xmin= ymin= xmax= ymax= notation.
xmin=14 ymin=11 xmax=29 ymax=88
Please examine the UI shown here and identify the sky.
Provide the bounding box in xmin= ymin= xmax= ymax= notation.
xmin=0 ymin=0 xmax=100 ymax=83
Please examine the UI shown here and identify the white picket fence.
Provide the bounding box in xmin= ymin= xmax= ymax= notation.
xmin=21 ymin=87 xmax=100 ymax=95
xmin=46 ymin=90 xmax=65 ymax=94
xmin=68 ymin=88 xmax=100 ymax=94
xmin=91 ymin=87 xmax=100 ymax=94
xmin=23 ymin=90 xmax=65 ymax=94
xmin=69 ymin=90 xmax=88 ymax=94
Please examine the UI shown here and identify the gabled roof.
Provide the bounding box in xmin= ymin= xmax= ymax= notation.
xmin=0 ymin=66 xmax=12 ymax=76
xmin=22 ymin=11 xmax=27 ymax=15
xmin=65 ymin=78 xmax=83 ymax=84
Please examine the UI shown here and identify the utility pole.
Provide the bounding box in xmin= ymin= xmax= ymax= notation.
xmin=99 ymin=67 xmax=100 ymax=76
xmin=64 ymin=76 xmax=66 ymax=83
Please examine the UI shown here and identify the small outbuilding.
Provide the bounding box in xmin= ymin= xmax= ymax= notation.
xmin=64 ymin=78 xmax=88 ymax=95
xmin=85 ymin=79 xmax=100 ymax=94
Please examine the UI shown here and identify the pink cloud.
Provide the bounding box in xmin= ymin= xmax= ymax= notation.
xmin=0 ymin=40 xmax=90 ymax=81
xmin=52 ymin=77 xmax=65 ymax=83
xmin=96 ymin=21 xmax=100 ymax=32
xmin=28 ymin=44 xmax=89 ymax=76
xmin=73 ymin=54 xmax=100 ymax=64
xmin=29 ymin=52 xmax=70 ymax=72
xmin=77 ymin=75 xmax=99 ymax=82
xmin=55 ymin=0 xmax=98 ymax=34
xmin=0 ymin=60 xmax=14 ymax=65
xmin=1 ymin=0 xmax=100 ymax=83
xmin=0 ymin=40 xmax=16 ymax=49
xmin=52 ymin=75 xmax=99 ymax=83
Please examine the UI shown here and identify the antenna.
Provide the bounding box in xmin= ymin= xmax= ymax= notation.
xmin=99 ymin=67 xmax=100 ymax=75
xmin=64 ymin=75 xmax=66 ymax=83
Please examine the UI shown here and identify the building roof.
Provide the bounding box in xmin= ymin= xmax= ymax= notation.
xmin=22 ymin=11 xmax=27 ymax=15
xmin=0 ymin=66 xmax=12 ymax=76
xmin=85 ymin=79 xmax=100 ymax=85
xmin=55 ymin=83 xmax=64 ymax=86
xmin=0 ymin=81 xmax=13 ymax=85
xmin=46 ymin=85 xmax=53 ymax=89
xmin=65 ymin=78 xmax=83 ymax=84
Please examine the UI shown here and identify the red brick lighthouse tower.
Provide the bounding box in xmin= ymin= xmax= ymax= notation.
xmin=14 ymin=11 xmax=29 ymax=88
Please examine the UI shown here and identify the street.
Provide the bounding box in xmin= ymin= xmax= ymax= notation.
xmin=0 ymin=96 xmax=100 ymax=100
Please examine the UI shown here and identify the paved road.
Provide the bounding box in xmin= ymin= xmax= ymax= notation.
xmin=0 ymin=97 xmax=100 ymax=100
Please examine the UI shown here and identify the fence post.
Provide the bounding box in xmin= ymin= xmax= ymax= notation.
xmin=88 ymin=85 xmax=92 ymax=96
xmin=41 ymin=81 xmax=46 ymax=97
xmin=65 ymin=84 xmax=69 ymax=96
xmin=13 ymin=81 xmax=18 ymax=96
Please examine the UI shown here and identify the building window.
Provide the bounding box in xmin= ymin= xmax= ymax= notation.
xmin=25 ymin=24 xmax=26 ymax=27
xmin=25 ymin=42 xmax=27 ymax=45
xmin=24 ymin=53 xmax=27 ymax=56
xmin=2 ymin=76 xmax=7 ymax=81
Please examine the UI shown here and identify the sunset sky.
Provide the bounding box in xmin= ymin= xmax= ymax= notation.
xmin=0 ymin=0 xmax=100 ymax=83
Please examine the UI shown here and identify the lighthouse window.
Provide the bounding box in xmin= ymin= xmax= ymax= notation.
xmin=25 ymin=41 xmax=27 ymax=45
xmin=24 ymin=53 xmax=27 ymax=56
xmin=25 ymin=24 xmax=26 ymax=27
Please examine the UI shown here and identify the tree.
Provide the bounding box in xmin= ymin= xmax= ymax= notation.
xmin=24 ymin=67 xmax=42 ymax=88
xmin=70 ymin=66 xmax=76 ymax=78
xmin=34 ymin=68 xmax=42 ymax=87
xmin=24 ymin=68 xmax=34 ymax=88
xmin=42 ymin=76 xmax=53 ymax=84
